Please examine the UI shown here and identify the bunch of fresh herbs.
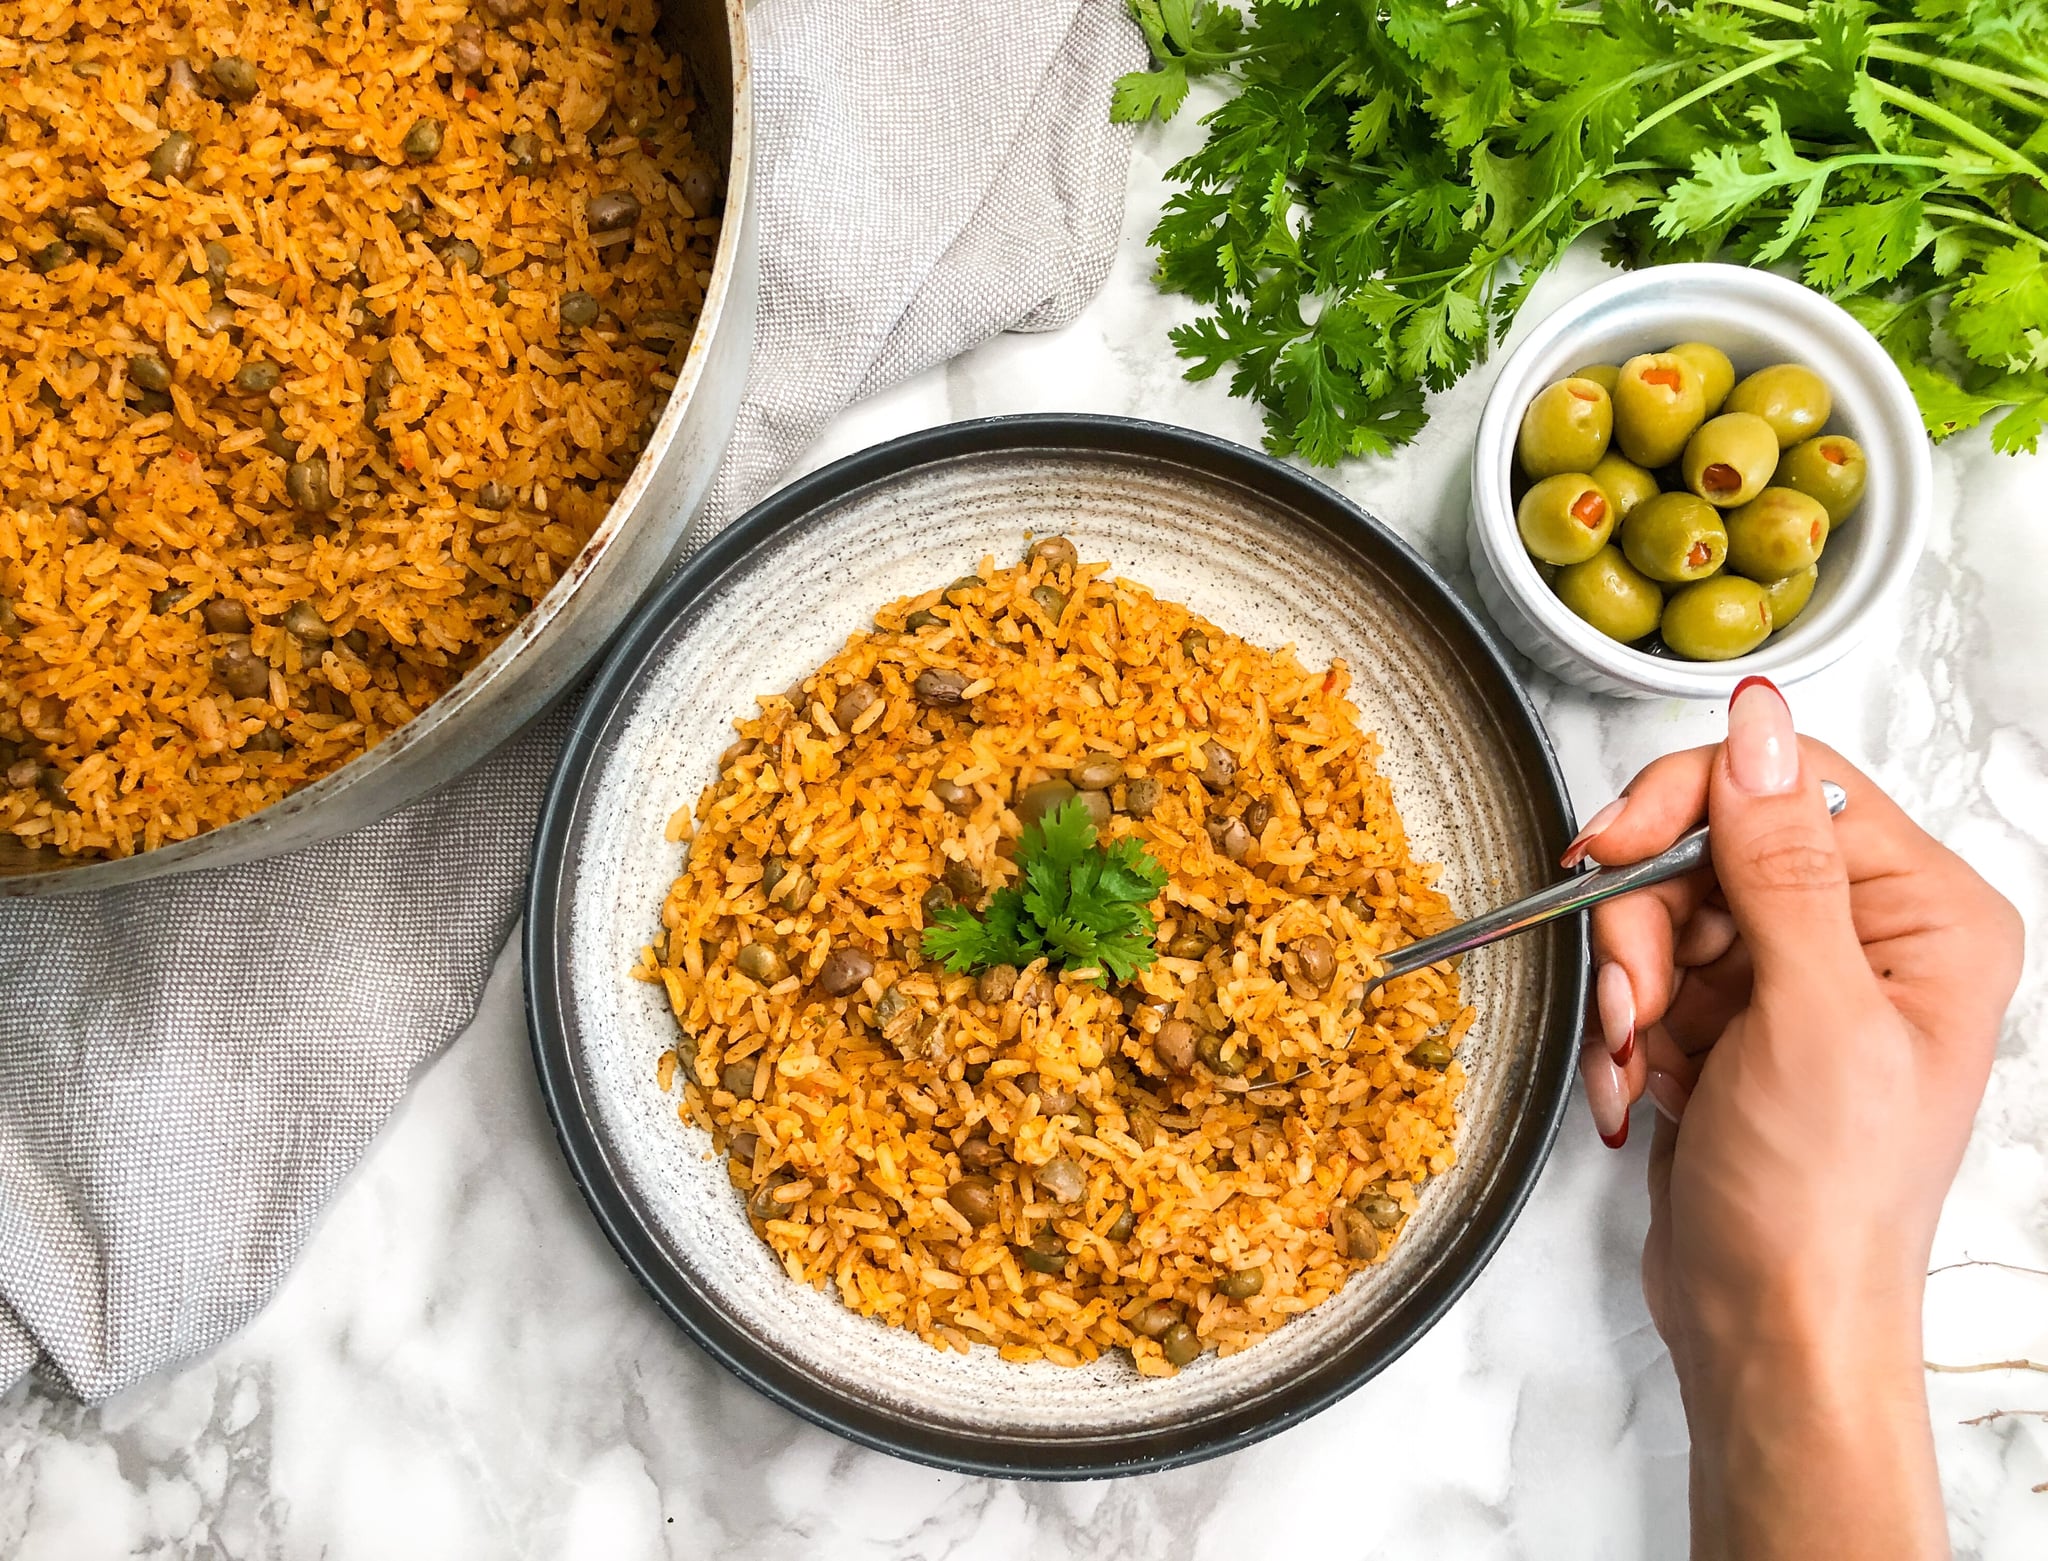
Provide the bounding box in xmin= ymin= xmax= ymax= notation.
xmin=922 ymin=797 xmax=1168 ymax=983
xmin=1112 ymin=0 xmax=2048 ymax=459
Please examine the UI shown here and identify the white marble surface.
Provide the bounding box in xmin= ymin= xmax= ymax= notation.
xmin=6 ymin=107 xmax=2048 ymax=1561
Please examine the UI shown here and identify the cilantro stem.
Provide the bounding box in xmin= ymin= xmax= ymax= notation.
xmin=1426 ymin=159 xmax=1661 ymax=304
xmin=1868 ymin=79 xmax=2048 ymax=182
xmin=1870 ymin=42 xmax=2048 ymax=118
xmin=1857 ymin=284 xmax=1949 ymax=341
xmin=1628 ymin=43 xmax=1806 ymax=146
xmin=1708 ymin=0 xmax=1805 ymax=22
xmin=1300 ymin=60 xmax=1348 ymax=112
xmin=1928 ymin=203 xmax=2048 ymax=257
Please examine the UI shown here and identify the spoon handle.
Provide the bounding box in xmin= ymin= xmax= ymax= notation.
xmin=1370 ymin=780 xmax=1848 ymax=989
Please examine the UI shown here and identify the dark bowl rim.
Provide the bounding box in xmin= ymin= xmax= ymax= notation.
xmin=524 ymin=412 xmax=1587 ymax=1481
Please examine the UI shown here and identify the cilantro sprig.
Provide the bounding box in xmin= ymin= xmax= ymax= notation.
xmin=922 ymin=798 xmax=1168 ymax=984
xmin=1114 ymin=0 xmax=2048 ymax=457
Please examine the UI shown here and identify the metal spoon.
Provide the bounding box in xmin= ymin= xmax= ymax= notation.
xmin=1367 ymin=780 xmax=1849 ymax=991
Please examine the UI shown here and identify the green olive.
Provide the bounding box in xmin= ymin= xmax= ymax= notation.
xmin=1620 ymin=491 xmax=1727 ymax=585
xmin=1668 ymin=341 xmax=1735 ymax=416
xmin=1553 ymin=546 xmax=1663 ymax=643
xmin=1661 ymin=577 xmax=1772 ymax=661
xmin=1724 ymin=364 xmax=1832 ymax=447
xmin=1515 ymin=472 xmax=1614 ymax=566
xmin=1516 ymin=377 xmax=1613 ymax=479
xmin=1773 ymin=434 xmax=1867 ymax=530
xmin=1682 ymin=413 xmax=1779 ymax=508
xmin=1568 ymin=363 xmax=1620 ymax=394
xmin=1613 ymin=352 xmax=1707 ymax=468
xmin=1725 ymin=487 xmax=1829 ymax=582
xmin=1761 ymin=564 xmax=1819 ymax=632
xmin=1589 ymin=451 xmax=1660 ymax=522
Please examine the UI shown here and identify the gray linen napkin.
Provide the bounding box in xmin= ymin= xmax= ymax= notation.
xmin=0 ymin=0 xmax=1145 ymax=1401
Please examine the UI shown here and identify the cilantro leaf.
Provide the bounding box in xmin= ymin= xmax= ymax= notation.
xmin=1800 ymin=195 xmax=1930 ymax=294
xmin=1992 ymin=379 xmax=2048 ymax=456
xmin=1113 ymin=58 xmax=1189 ymax=124
xmin=920 ymin=798 xmax=1163 ymax=981
xmin=1119 ymin=0 xmax=2048 ymax=464
xmin=1900 ymin=361 xmax=2011 ymax=443
xmin=1948 ymin=243 xmax=2048 ymax=372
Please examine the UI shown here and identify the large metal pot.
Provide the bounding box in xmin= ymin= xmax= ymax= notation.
xmin=4 ymin=0 xmax=756 ymax=898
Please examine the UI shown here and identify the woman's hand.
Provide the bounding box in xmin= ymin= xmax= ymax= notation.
xmin=1567 ymin=677 xmax=2023 ymax=1561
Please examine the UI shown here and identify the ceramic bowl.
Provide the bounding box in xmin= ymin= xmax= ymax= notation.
xmin=1468 ymin=263 xmax=1931 ymax=699
xmin=526 ymin=416 xmax=1586 ymax=1476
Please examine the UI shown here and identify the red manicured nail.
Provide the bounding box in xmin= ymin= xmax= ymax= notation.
xmin=1731 ymin=674 xmax=1782 ymax=706
xmin=1560 ymin=795 xmax=1629 ymax=869
xmin=1596 ymin=962 xmax=1635 ymax=1068
xmin=1577 ymin=1041 xmax=1629 ymax=1146
xmin=1728 ymin=678 xmax=1797 ymax=796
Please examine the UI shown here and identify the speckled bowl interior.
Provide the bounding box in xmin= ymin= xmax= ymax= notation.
xmin=527 ymin=417 xmax=1584 ymax=1477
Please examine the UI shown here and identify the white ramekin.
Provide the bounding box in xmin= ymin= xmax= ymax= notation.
xmin=1467 ymin=263 xmax=1931 ymax=699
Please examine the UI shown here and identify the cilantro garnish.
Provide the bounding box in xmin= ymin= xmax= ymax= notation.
xmin=1113 ymin=0 xmax=2048 ymax=457
xmin=922 ymin=798 xmax=1168 ymax=984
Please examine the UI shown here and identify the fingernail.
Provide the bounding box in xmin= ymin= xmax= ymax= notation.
xmin=1597 ymin=961 xmax=1635 ymax=1068
xmin=1560 ymin=795 xmax=1629 ymax=869
xmin=1578 ymin=1043 xmax=1629 ymax=1148
xmin=1727 ymin=677 xmax=1798 ymax=796
xmin=1647 ymin=1069 xmax=1691 ymax=1124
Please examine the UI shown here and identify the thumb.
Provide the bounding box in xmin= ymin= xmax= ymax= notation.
xmin=1707 ymin=677 xmax=1863 ymax=996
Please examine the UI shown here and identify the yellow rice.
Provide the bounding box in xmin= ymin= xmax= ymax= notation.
xmin=640 ymin=544 xmax=1473 ymax=1373
xmin=0 ymin=0 xmax=721 ymax=858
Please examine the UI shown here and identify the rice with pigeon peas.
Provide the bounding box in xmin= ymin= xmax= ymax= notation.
xmin=0 ymin=0 xmax=721 ymax=859
xmin=639 ymin=539 xmax=1475 ymax=1374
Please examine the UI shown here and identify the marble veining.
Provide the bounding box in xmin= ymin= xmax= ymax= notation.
xmin=4 ymin=107 xmax=2046 ymax=1559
